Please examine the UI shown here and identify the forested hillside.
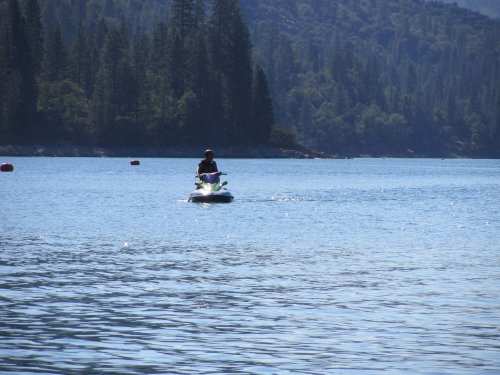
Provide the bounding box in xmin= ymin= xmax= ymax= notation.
xmin=1 ymin=0 xmax=499 ymax=156
xmin=0 ymin=0 xmax=274 ymax=148
xmin=241 ymin=0 xmax=500 ymax=156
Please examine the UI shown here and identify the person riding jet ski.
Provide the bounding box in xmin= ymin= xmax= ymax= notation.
xmin=197 ymin=149 xmax=218 ymax=176
xmin=189 ymin=149 xmax=233 ymax=203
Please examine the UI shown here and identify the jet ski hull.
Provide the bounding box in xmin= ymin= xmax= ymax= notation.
xmin=189 ymin=190 xmax=234 ymax=203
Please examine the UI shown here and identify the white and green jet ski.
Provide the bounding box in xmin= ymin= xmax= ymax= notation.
xmin=189 ymin=172 xmax=234 ymax=203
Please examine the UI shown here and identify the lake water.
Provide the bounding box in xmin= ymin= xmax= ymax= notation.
xmin=1 ymin=157 xmax=499 ymax=374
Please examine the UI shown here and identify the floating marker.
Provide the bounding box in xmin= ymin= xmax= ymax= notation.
xmin=130 ymin=159 xmax=140 ymax=166
xmin=1 ymin=163 xmax=14 ymax=172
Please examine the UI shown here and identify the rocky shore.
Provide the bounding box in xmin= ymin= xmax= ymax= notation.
xmin=0 ymin=144 xmax=334 ymax=159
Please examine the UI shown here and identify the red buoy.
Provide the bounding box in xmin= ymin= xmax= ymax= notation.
xmin=130 ymin=159 xmax=140 ymax=166
xmin=1 ymin=163 xmax=14 ymax=172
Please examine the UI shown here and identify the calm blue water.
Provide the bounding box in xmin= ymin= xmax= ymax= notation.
xmin=1 ymin=157 xmax=499 ymax=374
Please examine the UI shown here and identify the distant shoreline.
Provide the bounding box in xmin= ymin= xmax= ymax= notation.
xmin=0 ymin=144 xmax=494 ymax=159
xmin=0 ymin=144 xmax=334 ymax=159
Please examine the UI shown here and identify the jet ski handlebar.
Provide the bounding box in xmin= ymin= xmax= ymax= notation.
xmin=196 ymin=172 xmax=227 ymax=183
xmin=196 ymin=172 xmax=227 ymax=177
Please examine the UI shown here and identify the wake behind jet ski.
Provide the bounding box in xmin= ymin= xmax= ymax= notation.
xmin=188 ymin=172 xmax=234 ymax=203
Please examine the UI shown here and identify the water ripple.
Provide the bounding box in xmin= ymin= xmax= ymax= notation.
xmin=1 ymin=158 xmax=500 ymax=373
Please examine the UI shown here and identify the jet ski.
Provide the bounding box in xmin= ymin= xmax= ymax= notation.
xmin=188 ymin=172 xmax=234 ymax=203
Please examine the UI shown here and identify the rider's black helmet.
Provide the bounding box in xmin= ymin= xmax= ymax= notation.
xmin=204 ymin=149 xmax=214 ymax=157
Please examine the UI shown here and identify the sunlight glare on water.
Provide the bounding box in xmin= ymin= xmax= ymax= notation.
xmin=1 ymin=157 xmax=499 ymax=374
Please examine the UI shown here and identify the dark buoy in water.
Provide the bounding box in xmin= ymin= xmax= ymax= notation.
xmin=1 ymin=163 xmax=14 ymax=172
xmin=130 ymin=159 xmax=140 ymax=166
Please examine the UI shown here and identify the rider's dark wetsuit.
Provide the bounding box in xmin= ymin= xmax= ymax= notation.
xmin=198 ymin=159 xmax=218 ymax=174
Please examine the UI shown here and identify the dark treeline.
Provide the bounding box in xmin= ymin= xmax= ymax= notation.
xmin=0 ymin=0 xmax=274 ymax=148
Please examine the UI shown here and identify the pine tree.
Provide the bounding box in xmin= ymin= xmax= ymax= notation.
xmin=170 ymin=0 xmax=196 ymax=39
xmin=268 ymin=34 xmax=296 ymax=125
xmin=42 ymin=25 xmax=68 ymax=82
xmin=0 ymin=0 xmax=37 ymax=142
xmin=150 ymin=22 xmax=172 ymax=143
xmin=151 ymin=22 xmax=168 ymax=73
xmin=184 ymin=6 xmax=208 ymax=97
xmin=0 ymin=24 xmax=10 ymax=141
xmin=93 ymin=26 xmax=133 ymax=144
xmin=251 ymin=65 xmax=274 ymax=143
xmin=130 ymin=28 xmax=150 ymax=129
xmin=25 ymin=0 xmax=43 ymax=74
xmin=209 ymin=0 xmax=253 ymax=142
xmin=166 ymin=28 xmax=185 ymax=99
xmin=26 ymin=0 xmax=43 ymax=73
xmin=184 ymin=20 xmax=209 ymax=139
xmin=72 ymin=24 xmax=93 ymax=97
